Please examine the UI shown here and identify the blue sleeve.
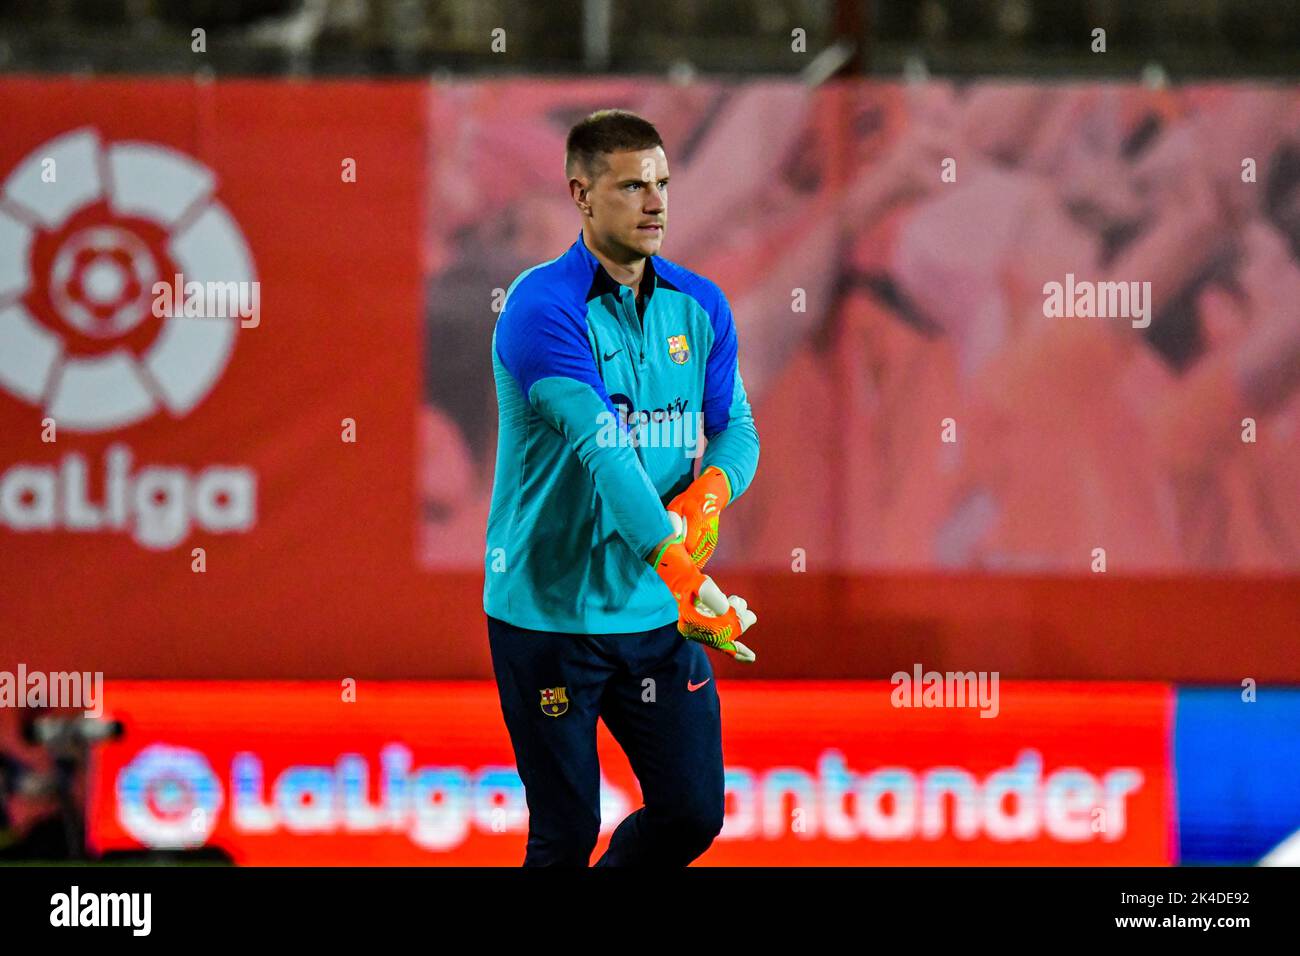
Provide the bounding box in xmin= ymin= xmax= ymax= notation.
xmin=700 ymin=289 xmax=760 ymax=500
xmin=495 ymin=290 xmax=674 ymax=559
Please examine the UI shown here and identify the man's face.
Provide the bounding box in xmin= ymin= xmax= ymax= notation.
xmin=578 ymin=146 xmax=669 ymax=260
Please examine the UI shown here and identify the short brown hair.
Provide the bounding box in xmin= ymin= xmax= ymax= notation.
xmin=565 ymin=109 xmax=663 ymax=180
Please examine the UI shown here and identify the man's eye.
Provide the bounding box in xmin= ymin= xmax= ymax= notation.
xmin=625 ymin=182 xmax=641 ymax=191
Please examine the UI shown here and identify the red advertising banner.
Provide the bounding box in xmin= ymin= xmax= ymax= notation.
xmin=87 ymin=680 xmax=1174 ymax=865
xmin=0 ymin=77 xmax=448 ymax=678
xmin=3 ymin=77 xmax=1293 ymax=684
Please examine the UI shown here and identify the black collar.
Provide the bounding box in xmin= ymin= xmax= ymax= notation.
xmin=585 ymin=250 xmax=658 ymax=306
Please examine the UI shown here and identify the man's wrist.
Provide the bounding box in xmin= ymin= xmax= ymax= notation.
xmin=648 ymin=514 xmax=687 ymax=566
xmin=649 ymin=534 xmax=677 ymax=567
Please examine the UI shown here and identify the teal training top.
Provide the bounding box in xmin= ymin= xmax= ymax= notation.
xmin=483 ymin=231 xmax=760 ymax=634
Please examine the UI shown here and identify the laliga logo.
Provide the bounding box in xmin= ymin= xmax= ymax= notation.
xmin=113 ymin=743 xmax=632 ymax=853
xmin=0 ymin=128 xmax=257 ymax=548
xmin=116 ymin=745 xmax=223 ymax=848
xmin=0 ymin=127 xmax=252 ymax=430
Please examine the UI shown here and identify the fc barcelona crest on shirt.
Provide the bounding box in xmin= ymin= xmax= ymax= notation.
xmin=667 ymin=334 xmax=690 ymax=365
xmin=540 ymin=686 xmax=569 ymax=717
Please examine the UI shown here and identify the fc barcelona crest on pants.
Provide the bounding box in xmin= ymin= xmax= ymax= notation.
xmin=540 ymin=686 xmax=569 ymax=717
xmin=667 ymin=334 xmax=690 ymax=364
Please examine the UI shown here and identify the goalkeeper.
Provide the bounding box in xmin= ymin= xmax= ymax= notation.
xmin=483 ymin=110 xmax=759 ymax=867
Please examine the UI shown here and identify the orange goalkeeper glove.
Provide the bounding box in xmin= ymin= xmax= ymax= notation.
xmin=653 ymin=512 xmax=756 ymax=663
xmin=666 ymin=466 xmax=731 ymax=569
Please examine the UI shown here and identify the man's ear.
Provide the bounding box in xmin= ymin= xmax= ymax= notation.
xmin=569 ymin=177 xmax=589 ymax=213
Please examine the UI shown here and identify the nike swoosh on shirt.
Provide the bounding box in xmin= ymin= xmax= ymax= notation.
xmin=687 ymin=678 xmax=711 ymax=692
xmin=603 ymin=349 xmax=623 ymax=361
